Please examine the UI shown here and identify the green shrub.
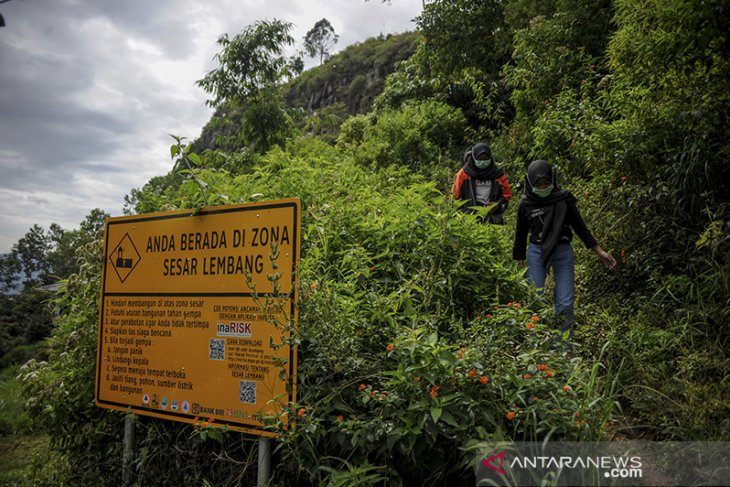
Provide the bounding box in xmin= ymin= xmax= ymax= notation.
xmin=21 ymin=141 xmax=616 ymax=484
xmin=336 ymin=113 xmax=371 ymax=147
xmin=0 ymin=365 xmax=34 ymax=435
xmin=338 ymin=100 xmax=469 ymax=182
xmin=0 ymin=341 xmax=48 ymax=369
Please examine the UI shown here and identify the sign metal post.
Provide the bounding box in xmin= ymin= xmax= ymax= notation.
xmin=122 ymin=413 xmax=136 ymax=486
xmin=257 ymin=436 xmax=272 ymax=485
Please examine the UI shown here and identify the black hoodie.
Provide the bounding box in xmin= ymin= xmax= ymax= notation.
xmin=512 ymin=160 xmax=597 ymax=264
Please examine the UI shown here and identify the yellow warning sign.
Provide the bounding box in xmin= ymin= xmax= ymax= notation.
xmin=95 ymin=199 xmax=300 ymax=437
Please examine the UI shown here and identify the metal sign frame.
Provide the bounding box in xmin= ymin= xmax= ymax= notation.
xmin=95 ymin=199 xmax=300 ymax=437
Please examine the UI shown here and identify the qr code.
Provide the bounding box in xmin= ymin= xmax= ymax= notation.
xmin=209 ymin=338 xmax=225 ymax=361
xmin=239 ymin=380 xmax=256 ymax=404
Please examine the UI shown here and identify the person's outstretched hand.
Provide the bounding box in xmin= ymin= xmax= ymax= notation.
xmin=593 ymin=245 xmax=617 ymax=270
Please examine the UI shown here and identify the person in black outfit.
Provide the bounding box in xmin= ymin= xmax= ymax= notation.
xmin=513 ymin=160 xmax=616 ymax=342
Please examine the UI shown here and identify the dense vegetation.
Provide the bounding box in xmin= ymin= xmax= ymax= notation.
xmin=2 ymin=0 xmax=728 ymax=485
xmin=0 ymin=210 xmax=107 ymax=368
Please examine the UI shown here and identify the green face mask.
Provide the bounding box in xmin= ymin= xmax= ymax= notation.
xmin=533 ymin=184 xmax=554 ymax=198
xmin=474 ymin=157 xmax=492 ymax=169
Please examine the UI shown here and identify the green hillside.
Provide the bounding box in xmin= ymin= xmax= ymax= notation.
xmin=191 ymin=32 xmax=419 ymax=152
xmin=283 ymin=32 xmax=419 ymax=114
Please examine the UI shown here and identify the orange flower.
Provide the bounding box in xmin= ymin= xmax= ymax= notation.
xmin=369 ymin=266 xmax=376 ymax=271
xmin=476 ymin=315 xmax=482 ymax=321
xmin=575 ymin=411 xmax=581 ymax=417
xmin=563 ymin=385 xmax=571 ymax=392
xmin=486 ymin=313 xmax=492 ymax=319
xmin=414 ymin=376 xmax=421 ymax=383
xmin=523 ymin=373 xmax=531 ymax=379
xmin=537 ymin=363 xmax=549 ymax=371
xmin=621 ymin=176 xmax=628 ymax=183
xmin=430 ymin=386 xmax=440 ymax=399
xmin=468 ymin=369 xmax=477 ymax=378
xmin=514 ymin=302 xmax=522 ymax=308
xmin=533 ymin=396 xmax=539 ymax=401
xmin=456 ymin=350 xmax=464 ymax=359
xmin=297 ymin=408 xmax=306 ymax=417
xmin=370 ymin=391 xmax=377 ymax=398
xmin=358 ymin=383 xmax=367 ymax=391
xmin=479 ymin=375 xmax=489 ymax=385
xmin=506 ymin=302 xmax=513 ymax=308
xmin=336 ymin=415 xmax=344 ymax=422
xmin=527 ymin=323 xmax=535 ymax=330
xmin=546 ymin=370 xmax=554 ymax=378
xmin=310 ymin=282 xmax=318 ymax=290
xmin=506 ymin=411 xmax=516 ymax=421
xmin=386 ymin=343 xmax=394 ymax=352
xmin=531 ymin=315 xmax=540 ymax=322
xmin=200 ymin=421 xmax=209 ymax=428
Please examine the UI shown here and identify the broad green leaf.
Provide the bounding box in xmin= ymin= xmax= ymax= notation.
xmin=440 ymin=409 xmax=459 ymax=427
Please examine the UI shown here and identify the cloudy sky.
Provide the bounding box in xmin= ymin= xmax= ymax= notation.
xmin=0 ymin=0 xmax=422 ymax=253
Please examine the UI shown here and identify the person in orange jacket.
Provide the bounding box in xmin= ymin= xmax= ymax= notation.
xmin=452 ymin=142 xmax=513 ymax=224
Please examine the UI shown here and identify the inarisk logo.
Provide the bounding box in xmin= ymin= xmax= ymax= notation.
xmin=482 ymin=451 xmax=507 ymax=475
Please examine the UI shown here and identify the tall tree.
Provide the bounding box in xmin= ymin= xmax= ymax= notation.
xmin=0 ymin=253 xmax=20 ymax=293
xmin=289 ymin=53 xmax=305 ymax=76
xmin=416 ymin=0 xmax=509 ymax=79
xmin=411 ymin=0 xmax=517 ymax=130
xmin=304 ymin=18 xmax=339 ymax=65
xmin=77 ymin=208 xmax=108 ymax=239
xmin=12 ymin=224 xmax=52 ymax=288
xmin=197 ymin=19 xmax=296 ymax=152
xmin=0 ymin=209 xmax=110 ymax=357
xmin=0 ymin=209 xmax=109 ymax=293
xmin=47 ymin=208 xmax=109 ymax=279
xmin=503 ymin=0 xmax=613 ymax=124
